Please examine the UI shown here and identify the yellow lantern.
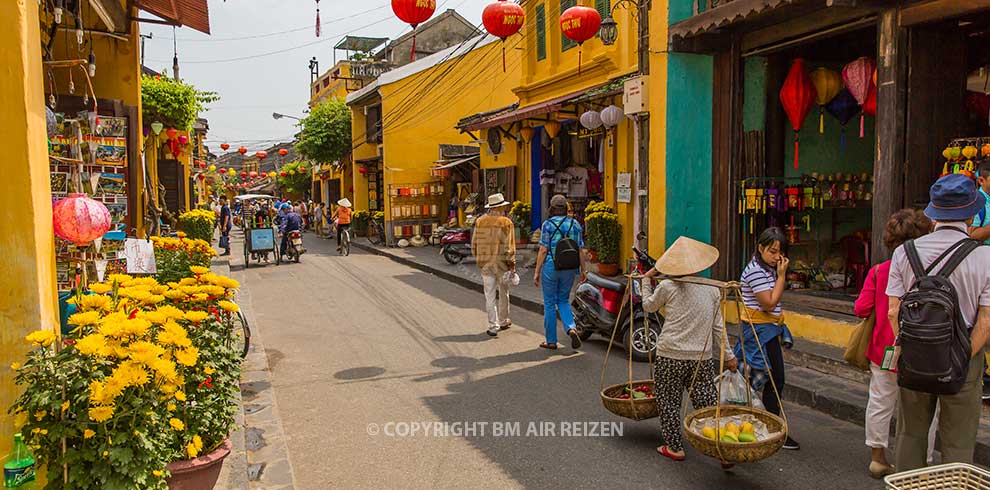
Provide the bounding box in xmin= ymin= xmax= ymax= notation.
xmin=810 ymin=68 xmax=842 ymax=134
xmin=209 ymin=164 xmax=217 ymax=172
xmin=519 ymin=126 xmax=534 ymax=143
xmin=544 ymin=120 xmax=561 ymax=139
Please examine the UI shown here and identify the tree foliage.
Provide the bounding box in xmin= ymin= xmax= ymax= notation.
xmin=296 ymin=100 xmax=351 ymax=165
xmin=141 ymin=74 xmax=219 ymax=130
xmin=277 ymin=161 xmax=312 ymax=196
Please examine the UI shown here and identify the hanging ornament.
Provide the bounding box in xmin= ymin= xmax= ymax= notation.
xmin=809 ymin=67 xmax=842 ymax=134
xmin=779 ymin=58 xmax=816 ymax=170
xmin=392 ymin=0 xmax=437 ymax=62
xmin=299 ymin=166 xmax=307 ymax=172
xmin=150 ymin=122 xmax=164 ymax=135
xmin=220 ymin=143 xmax=230 ymax=151
xmin=825 ymin=89 xmax=860 ymax=151
xmin=863 ymin=84 xmax=877 ymax=117
xmin=209 ymin=165 xmax=217 ymax=172
xmin=227 ymin=168 xmax=236 ymax=176
xmin=256 ymin=150 xmax=268 ymax=160
xmin=965 ymin=91 xmax=990 ymax=127
xmin=237 ymin=147 xmax=247 ymax=155
xmin=249 ymin=171 xmax=258 ymax=178
xmin=482 ymin=0 xmax=525 ymax=72
xmin=279 ymin=148 xmax=289 ymax=156
xmin=600 ymin=105 xmax=624 ymax=128
xmin=177 ymin=134 xmax=189 ymax=146
xmin=197 ymin=173 xmax=206 ymax=181
xmin=315 ymin=0 xmax=321 ymax=37
xmin=240 ymin=172 xmax=247 ymax=178
xmin=53 ymin=194 xmax=111 ymax=246
xmin=281 ymin=171 xmax=288 ymax=177
xmin=579 ymin=110 xmax=603 ymax=130
xmin=519 ymin=126 xmax=534 ymax=143
xmin=165 ymin=128 xmax=178 ymax=140
xmin=842 ymin=57 xmax=876 ymax=138
xmin=560 ymin=6 xmax=601 ymax=75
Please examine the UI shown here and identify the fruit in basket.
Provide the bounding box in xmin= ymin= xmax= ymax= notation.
xmin=721 ymin=433 xmax=739 ymax=443
xmin=724 ymin=422 xmax=739 ymax=435
xmin=738 ymin=432 xmax=757 ymax=443
xmin=702 ymin=427 xmax=716 ymax=440
xmin=740 ymin=422 xmax=754 ymax=435
xmin=615 ymin=393 xmax=631 ymax=400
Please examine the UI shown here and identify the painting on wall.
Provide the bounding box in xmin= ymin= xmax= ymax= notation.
xmin=98 ymin=173 xmax=126 ymax=196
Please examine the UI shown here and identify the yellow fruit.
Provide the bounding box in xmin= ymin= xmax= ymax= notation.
xmin=718 ymin=427 xmax=728 ymax=439
xmin=740 ymin=422 xmax=754 ymax=435
xmin=724 ymin=422 xmax=739 ymax=435
xmin=702 ymin=427 xmax=716 ymax=440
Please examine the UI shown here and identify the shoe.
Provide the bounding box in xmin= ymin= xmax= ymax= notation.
xmin=982 ymin=384 xmax=990 ymax=401
xmin=782 ymin=436 xmax=800 ymax=450
xmin=657 ymin=446 xmax=685 ymax=462
xmin=868 ymin=461 xmax=895 ymax=479
xmin=486 ymin=326 xmax=499 ymax=337
xmin=568 ymin=329 xmax=582 ymax=349
xmin=499 ymin=321 xmax=512 ymax=331
xmin=220 ymin=252 xmax=230 ymax=256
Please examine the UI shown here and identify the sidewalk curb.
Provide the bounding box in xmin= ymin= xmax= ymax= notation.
xmin=354 ymin=242 xmax=990 ymax=466
xmin=212 ymin=259 xmax=248 ymax=490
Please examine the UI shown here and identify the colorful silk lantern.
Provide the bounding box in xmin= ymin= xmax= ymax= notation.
xmin=255 ymin=151 xmax=268 ymax=160
xmin=53 ymin=194 xmax=112 ymax=246
xmin=280 ymin=171 xmax=288 ymax=177
xmin=600 ymin=105 xmax=624 ymax=128
xmin=177 ymin=134 xmax=189 ymax=146
xmin=543 ymin=120 xmax=561 ymax=139
xmin=249 ymin=171 xmax=258 ymax=178
xmin=150 ymin=121 xmax=164 ymax=135
xmin=863 ymin=85 xmax=877 ymax=116
xmin=519 ymin=126 xmax=534 ymax=143
xmin=391 ymin=0 xmax=436 ymax=61
xmin=580 ymin=110 xmax=602 ymax=130
xmin=227 ymin=168 xmax=236 ymax=176
xmin=220 ymin=143 xmax=230 ymax=151
xmin=560 ymin=6 xmax=601 ymax=75
xmin=240 ymin=172 xmax=247 ymax=178
xmin=237 ymin=147 xmax=247 ymax=155
xmin=197 ymin=173 xmax=206 ymax=181
xmin=826 ymin=89 xmax=860 ymax=151
xmin=842 ymin=57 xmax=876 ymax=138
xmin=965 ymin=91 xmax=990 ymax=127
xmin=165 ymin=128 xmax=178 ymax=140
xmin=278 ymin=148 xmax=289 ymax=157
xmin=809 ymin=68 xmax=842 ymax=134
xmin=779 ymin=58 xmax=817 ymax=170
xmin=482 ymin=0 xmax=525 ymax=71
xmin=299 ymin=166 xmax=307 ymax=172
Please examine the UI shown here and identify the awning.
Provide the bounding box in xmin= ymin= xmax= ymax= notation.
xmin=669 ymin=0 xmax=801 ymax=40
xmin=355 ymin=156 xmax=382 ymax=165
xmin=460 ymin=81 xmax=610 ymax=132
xmin=432 ymin=155 xmax=479 ymax=169
xmin=135 ymin=0 xmax=211 ymax=34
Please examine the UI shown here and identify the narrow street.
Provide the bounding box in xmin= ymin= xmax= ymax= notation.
xmin=232 ymin=233 xmax=880 ymax=490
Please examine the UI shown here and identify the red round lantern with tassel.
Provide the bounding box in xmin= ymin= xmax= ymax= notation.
xmin=392 ymin=0 xmax=436 ymax=61
xmin=863 ymin=84 xmax=877 ymax=117
xmin=359 ymin=166 xmax=368 ymax=175
xmin=298 ymin=166 xmax=307 ymax=173
xmin=256 ymin=151 xmax=268 ymax=160
xmin=779 ymin=58 xmax=817 ymax=170
xmin=165 ymin=128 xmax=178 ymax=140
xmin=240 ymin=172 xmax=247 ymax=178
xmin=560 ymin=6 xmax=601 ymax=75
xmin=249 ymin=171 xmax=258 ymax=178
xmin=483 ymin=0 xmax=525 ymax=72
xmin=278 ymin=148 xmax=289 ymax=157
xmin=280 ymin=171 xmax=288 ymax=177
xmin=237 ymin=147 xmax=247 ymax=155
xmin=220 ymin=143 xmax=230 ymax=151
xmin=197 ymin=173 xmax=206 ymax=181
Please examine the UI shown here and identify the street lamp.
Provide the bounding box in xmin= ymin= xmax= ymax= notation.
xmin=272 ymin=112 xmax=302 ymax=121
xmin=598 ymin=0 xmax=640 ymax=47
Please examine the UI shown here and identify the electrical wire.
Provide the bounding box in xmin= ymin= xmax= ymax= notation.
xmin=164 ymin=4 xmax=391 ymax=42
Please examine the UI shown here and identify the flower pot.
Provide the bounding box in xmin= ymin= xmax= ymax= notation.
xmin=166 ymin=439 xmax=232 ymax=490
xmin=587 ymin=250 xmax=600 ymax=263
xmin=597 ymin=262 xmax=619 ymax=277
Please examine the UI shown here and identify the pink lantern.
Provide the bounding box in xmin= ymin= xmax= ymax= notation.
xmin=842 ymin=57 xmax=876 ymax=138
xmin=53 ymin=194 xmax=112 ymax=246
xmin=177 ymin=134 xmax=189 ymax=146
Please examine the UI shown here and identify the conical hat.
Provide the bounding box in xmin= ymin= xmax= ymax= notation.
xmin=654 ymin=236 xmax=719 ymax=276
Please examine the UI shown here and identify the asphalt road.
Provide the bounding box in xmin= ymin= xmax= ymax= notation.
xmin=234 ymin=232 xmax=883 ymax=490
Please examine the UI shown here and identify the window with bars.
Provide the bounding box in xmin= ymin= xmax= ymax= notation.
xmin=560 ymin=0 xmax=576 ymax=51
xmin=536 ymin=4 xmax=546 ymax=61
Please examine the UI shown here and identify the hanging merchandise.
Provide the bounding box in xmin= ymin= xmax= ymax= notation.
xmin=392 ymin=0 xmax=437 ymax=62
xmin=826 ymin=89 xmax=860 ymax=151
xmin=809 ymin=68 xmax=842 ymax=134
xmin=965 ymin=91 xmax=990 ymax=127
xmin=256 ymin=150 xmax=268 ymax=160
xmin=560 ymin=5 xmax=601 ymax=75
xmin=482 ymin=0 xmax=525 ymax=72
xmin=237 ymin=147 xmax=247 ymax=155
xmin=519 ymin=126 xmax=534 ymax=143
xmin=842 ymin=57 xmax=876 ymax=138
xmin=279 ymin=148 xmax=289 ymax=156
xmin=779 ymin=59 xmax=817 ymax=170
xmin=543 ymin=120 xmax=561 ymax=156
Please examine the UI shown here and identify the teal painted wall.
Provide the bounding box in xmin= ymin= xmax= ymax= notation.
xmin=665 ymin=53 xmax=714 ymax=247
xmin=743 ymin=57 xmax=767 ymax=132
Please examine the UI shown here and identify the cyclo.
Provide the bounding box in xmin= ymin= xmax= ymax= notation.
xmin=235 ymin=194 xmax=280 ymax=267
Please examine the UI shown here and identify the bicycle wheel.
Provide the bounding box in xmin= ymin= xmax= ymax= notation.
xmin=234 ymin=310 xmax=251 ymax=359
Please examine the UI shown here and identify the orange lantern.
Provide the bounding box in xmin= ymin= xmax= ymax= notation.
xmin=249 ymin=171 xmax=258 ymax=178
xmin=519 ymin=127 xmax=534 ymax=143
xmin=165 ymin=127 xmax=178 ymax=140
xmin=255 ymin=151 xmax=268 ymax=160
xmin=53 ymin=194 xmax=111 ymax=246
xmin=237 ymin=147 xmax=247 ymax=155
xmin=278 ymin=148 xmax=289 ymax=156
xmin=220 ymin=143 xmax=230 ymax=151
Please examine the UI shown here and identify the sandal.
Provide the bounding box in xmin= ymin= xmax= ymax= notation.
xmin=657 ymin=446 xmax=685 ymax=461
xmin=567 ymin=329 xmax=582 ymax=349
xmin=539 ymin=342 xmax=558 ymax=350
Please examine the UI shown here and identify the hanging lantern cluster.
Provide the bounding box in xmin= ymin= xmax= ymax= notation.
xmin=482 ymin=0 xmax=525 ymax=72
xmin=560 ymin=5 xmax=601 ymax=75
xmin=391 ymin=0 xmax=437 ymax=62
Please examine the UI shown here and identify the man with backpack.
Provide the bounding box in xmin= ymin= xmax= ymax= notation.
xmin=533 ymin=194 xmax=588 ymax=350
xmin=472 ymin=193 xmax=517 ymax=337
xmin=886 ymin=173 xmax=990 ymax=470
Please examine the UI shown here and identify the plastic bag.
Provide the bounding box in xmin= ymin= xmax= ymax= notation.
xmin=714 ymin=371 xmax=765 ymax=410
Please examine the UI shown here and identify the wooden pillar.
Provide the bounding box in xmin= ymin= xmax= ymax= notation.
xmin=711 ymin=37 xmax=743 ymax=280
xmin=872 ymin=8 xmax=908 ymax=262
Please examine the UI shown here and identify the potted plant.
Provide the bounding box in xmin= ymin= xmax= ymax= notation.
xmin=177 ymin=209 xmax=216 ymax=243
xmin=10 ymin=267 xmax=242 ymax=490
xmin=584 ymin=201 xmax=614 ymax=263
xmin=152 ymin=233 xmax=217 ymax=284
xmin=585 ymin=208 xmax=621 ymax=276
xmin=351 ymin=210 xmax=370 ymax=237
xmin=509 ymin=201 xmax=531 ymax=247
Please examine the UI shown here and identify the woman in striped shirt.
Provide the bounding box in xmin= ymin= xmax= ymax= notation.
xmin=734 ymin=226 xmax=799 ymax=450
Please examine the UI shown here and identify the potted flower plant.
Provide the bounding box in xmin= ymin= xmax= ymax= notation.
xmin=351 ymin=210 xmax=370 ymax=237
xmin=584 ymin=201 xmax=615 ymax=264
xmin=585 ymin=207 xmax=621 ymax=276
xmin=177 ymin=209 xmax=217 ymax=243
xmin=509 ymin=201 xmax=532 ymax=247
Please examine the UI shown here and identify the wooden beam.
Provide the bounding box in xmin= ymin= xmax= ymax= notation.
xmin=89 ymin=0 xmax=128 ymax=32
xmin=872 ymin=8 xmax=908 ymax=262
xmin=741 ymin=4 xmax=878 ymax=52
xmin=899 ymin=0 xmax=990 ymax=27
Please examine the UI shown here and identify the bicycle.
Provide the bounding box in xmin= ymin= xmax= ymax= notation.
xmin=339 ymin=226 xmax=351 ymax=256
xmin=368 ymin=219 xmax=387 ymax=247
xmin=230 ymin=309 xmax=251 ymax=359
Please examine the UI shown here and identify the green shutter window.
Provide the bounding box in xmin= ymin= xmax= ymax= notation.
xmin=560 ymin=0 xmax=576 ymax=52
xmin=536 ymin=4 xmax=546 ymax=61
xmin=595 ymin=0 xmax=610 ymax=20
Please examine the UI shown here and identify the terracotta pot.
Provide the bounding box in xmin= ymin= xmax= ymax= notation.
xmin=598 ymin=262 xmax=619 ymax=276
xmin=587 ymin=250 xmax=600 ymax=263
xmin=166 ymin=439 xmax=232 ymax=490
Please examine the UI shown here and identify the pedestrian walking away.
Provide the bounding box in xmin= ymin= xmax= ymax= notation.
xmin=853 ymin=208 xmax=938 ymax=478
xmin=533 ymin=194 xmax=588 ymax=350
xmin=472 ymin=193 xmax=517 ymax=337
xmin=218 ymin=195 xmax=231 ymax=256
xmin=886 ymin=173 xmax=990 ymax=472
xmin=639 ymin=236 xmax=737 ymax=463
xmin=734 ymin=226 xmax=800 ymax=451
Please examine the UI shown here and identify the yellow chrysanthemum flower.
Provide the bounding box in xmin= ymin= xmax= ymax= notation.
xmin=88 ymin=283 xmax=113 ymax=294
xmin=75 ymin=334 xmax=108 ymax=356
xmin=175 ymin=231 xmax=187 ymax=238
xmin=217 ymin=301 xmax=239 ymax=313
xmin=203 ymin=366 xmax=216 ymax=375
xmin=151 ymin=358 xmax=179 ymax=383
xmin=68 ymin=311 xmax=102 ymax=328
xmin=192 ymin=434 xmax=203 ymax=450
xmin=142 ymin=295 xmax=166 ymax=306
xmin=34 ymin=410 xmax=46 ymax=421
xmin=163 ymin=290 xmax=187 ymax=301
xmin=106 ymin=274 xmax=133 ymax=285
xmin=10 ymin=362 xmax=21 ymax=371
xmin=169 ymin=418 xmax=185 ymax=431
xmin=174 ymin=347 xmax=199 ymax=367
xmin=150 ymin=285 xmax=169 ymax=295
xmin=120 ymin=318 xmax=151 ymax=337
xmin=61 ymin=400 xmax=70 ymax=413
xmin=186 ymin=443 xmax=199 ymax=459
xmin=174 ymin=391 xmax=187 ymax=402
xmin=88 ymin=405 xmax=115 ymax=423
xmin=183 ymin=311 xmax=209 ymax=323
xmin=167 ymin=403 xmax=177 ymax=411
xmin=153 ymin=470 xmax=164 ymax=477
xmin=189 ymin=266 xmax=210 ymax=275
xmin=78 ymin=295 xmax=112 ymax=311
xmin=25 ymin=330 xmax=56 ymax=347
xmin=156 ymin=305 xmax=185 ymax=320
xmin=83 ymin=429 xmax=96 ymax=439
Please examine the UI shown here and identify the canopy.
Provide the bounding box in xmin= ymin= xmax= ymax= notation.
xmin=135 ymin=0 xmax=211 ymax=34
xmin=335 ymin=36 xmax=389 ymax=53
xmin=432 ymin=155 xmax=479 ymax=169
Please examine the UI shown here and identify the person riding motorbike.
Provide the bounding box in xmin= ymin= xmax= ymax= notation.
xmin=279 ymin=203 xmax=303 ymax=259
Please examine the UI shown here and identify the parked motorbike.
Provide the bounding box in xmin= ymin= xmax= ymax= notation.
xmin=571 ymin=247 xmax=663 ymax=362
xmin=284 ymin=230 xmax=304 ymax=263
xmin=439 ymin=227 xmax=472 ymax=264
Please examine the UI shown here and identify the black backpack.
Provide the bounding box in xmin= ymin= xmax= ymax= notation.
xmin=897 ymin=237 xmax=978 ymax=395
xmin=550 ymin=218 xmax=581 ymax=271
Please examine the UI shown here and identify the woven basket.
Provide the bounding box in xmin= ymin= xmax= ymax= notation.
xmin=885 ymin=463 xmax=990 ymax=490
xmin=683 ymin=405 xmax=786 ymax=463
xmin=600 ymin=380 xmax=658 ymax=421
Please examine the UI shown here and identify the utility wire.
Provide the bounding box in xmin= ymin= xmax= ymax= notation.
xmin=165 ymin=4 xmax=391 ymax=42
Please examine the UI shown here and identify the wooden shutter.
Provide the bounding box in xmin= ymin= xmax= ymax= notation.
xmin=560 ymin=0 xmax=576 ymax=51
xmin=595 ymin=0 xmax=609 ymax=21
xmin=535 ymin=4 xmax=547 ymax=61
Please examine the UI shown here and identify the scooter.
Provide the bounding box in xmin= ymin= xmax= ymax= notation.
xmin=439 ymin=227 xmax=472 ymax=264
xmin=571 ymin=247 xmax=663 ymax=362
xmin=283 ymin=230 xmax=304 ymax=263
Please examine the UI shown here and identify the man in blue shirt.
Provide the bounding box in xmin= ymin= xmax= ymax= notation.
xmin=279 ymin=203 xmax=303 ymax=259
xmin=218 ymin=196 xmax=231 ymax=256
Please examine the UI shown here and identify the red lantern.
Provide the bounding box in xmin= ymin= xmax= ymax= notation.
xmin=177 ymin=134 xmax=189 ymax=146
xmin=220 ymin=143 xmax=230 ymax=151
xmin=483 ymin=0 xmax=525 ymax=71
xmin=240 ymin=172 xmax=247 ymax=178
xmin=278 ymin=148 xmax=289 ymax=156
xmin=196 ymin=160 xmax=206 ymax=168
xmin=560 ymin=6 xmax=601 ymax=75
xmin=779 ymin=58 xmax=816 ymax=170
xmin=255 ymin=151 xmax=268 ymax=160
xmin=298 ymin=166 xmax=307 ymax=173
xmin=52 ymin=194 xmax=112 ymax=246
xmin=197 ymin=173 xmax=206 ymax=181
xmin=842 ymin=57 xmax=876 ymax=138
xmin=359 ymin=166 xmax=368 ymax=175
xmin=218 ymin=168 xmax=226 ymax=174
xmin=249 ymin=171 xmax=258 ymax=178
xmin=863 ymin=85 xmax=877 ymax=117
xmin=966 ymin=91 xmax=990 ymax=126
xmin=391 ymin=0 xmax=436 ymax=61
xmin=280 ymin=171 xmax=287 ymax=177
xmin=165 ymin=128 xmax=178 ymax=140
xmin=237 ymin=147 xmax=247 ymax=155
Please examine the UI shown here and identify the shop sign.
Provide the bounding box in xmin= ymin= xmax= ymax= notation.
xmin=578 ymin=127 xmax=605 ymax=139
xmin=616 ymin=172 xmax=632 ymax=203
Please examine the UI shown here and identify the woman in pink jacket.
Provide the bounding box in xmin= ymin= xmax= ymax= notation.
xmin=854 ymin=209 xmax=933 ymax=478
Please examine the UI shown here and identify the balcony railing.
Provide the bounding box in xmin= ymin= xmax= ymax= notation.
xmin=348 ymin=61 xmax=391 ymax=80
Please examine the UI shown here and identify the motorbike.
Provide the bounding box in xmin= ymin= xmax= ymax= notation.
xmin=439 ymin=227 xmax=472 ymax=264
xmin=283 ymin=230 xmax=304 ymax=263
xmin=571 ymin=247 xmax=663 ymax=362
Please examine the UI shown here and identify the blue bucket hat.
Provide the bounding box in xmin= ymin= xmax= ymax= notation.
xmin=925 ymin=173 xmax=985 ymax=221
